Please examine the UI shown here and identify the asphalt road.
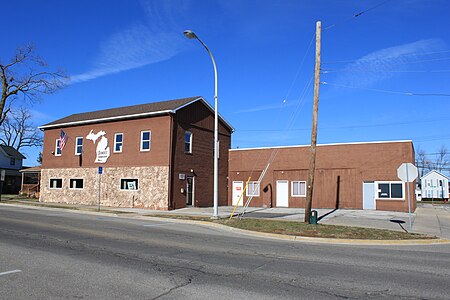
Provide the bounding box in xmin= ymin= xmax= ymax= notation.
xmin=1 ymin=205 xmax=450 ymax=299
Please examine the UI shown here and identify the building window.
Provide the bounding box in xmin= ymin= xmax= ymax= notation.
xmin=10 ymin=158 xmax=15 ymax=166
xmin=292 ymin=181 xmax=306 ymax=197
xmin=75 ymin=137 xmax=83 ymax=155
xmin=69 ymin=178 xmax=84 ymax=189
xmin=49 ymin=178 xmax=63 ymax=189
xmin=377 ymin=182 xmax=404 ymax=199
xmin=114 ymin=133 xmax=123 ymax=153
xmin=55 ymin=139 xmax=62 ymax=156
xmin=246 ymin=181 xmax=260 ymax=197
xmin=120 ymin=178 xmax=139 ymax=190
xmin=185 ymin=131 xmax=192 ymax=153
xmin=140 ymin=131 xmax=151 ymax=151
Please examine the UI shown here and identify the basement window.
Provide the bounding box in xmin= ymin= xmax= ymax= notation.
xmin=69 ymin=179 xmax=84 ymax=189
xmin=120 ymin=178 xmax=139 ymax=191
xmin=49 ymin=178 xmax=63 ymax=189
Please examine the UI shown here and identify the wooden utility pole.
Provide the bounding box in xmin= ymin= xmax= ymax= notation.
xmin=305 ymin=21 xmax=322 ymax=223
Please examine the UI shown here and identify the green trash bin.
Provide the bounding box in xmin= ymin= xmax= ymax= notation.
xmin=309 ymin=210 xmax=318 ymax=224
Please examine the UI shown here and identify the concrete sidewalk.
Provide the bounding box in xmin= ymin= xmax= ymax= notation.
xmin=3 ymin=199 xmax=450 ymax=238
xmin=412 ymin=204 xmax=450 ymax=239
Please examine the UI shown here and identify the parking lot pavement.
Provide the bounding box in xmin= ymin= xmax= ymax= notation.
xmin=413 ymin=204 xmax=450 ymax=239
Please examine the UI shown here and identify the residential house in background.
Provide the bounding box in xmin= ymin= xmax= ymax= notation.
xmin=0 ymin=145 xmax=26 ymax=194
xmin=229 ymin=140 xmax=416 ymax=212
xmin=39 ymin=96 xmax=233 ymax=210
xmin=420 ymin=170 xmax=449 ymax=200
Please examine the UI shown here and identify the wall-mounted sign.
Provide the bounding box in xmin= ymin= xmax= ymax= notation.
xmin=86 ymin=130 xmax=110 ymax=163
xmin=179 ymin=174 xmax=186 ymax=180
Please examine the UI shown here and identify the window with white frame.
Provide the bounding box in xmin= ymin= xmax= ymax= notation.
xmin=377 ymin=182 xmax=404 ymax=199
xmin=120 ymin=178 xmax=139 ymax=190
xmin=246 ymin=181 xmax=260 ymax=197
xmin=140 ymin=131 xmax=151 ymax=151
xmin=55 ymin=139 xmax=62 ymax=156
xmin=114 ymin=133 xmax=123 ymax=153
xmin=49 ymin=178 xmax=62 ymax=189
xmin=184 ymin=131 xmax=192 ymax=153
xmin=69 ymin=178 xmax=84 ymax=189
xmin=291 ymin=181 xmax=306 ymax=197
xmin=75 ymin=137 xmax=83 ymax=155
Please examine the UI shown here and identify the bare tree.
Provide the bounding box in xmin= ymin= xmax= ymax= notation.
xmin=434 ymin=145 xmax=449 ymax=173
xmin=0 ymin=107 xmax=43 ymax=151
xmin=415 ymin=147 xmax=432 ymax=177
xmin=0 ymin=45 xmax=66 ymax=125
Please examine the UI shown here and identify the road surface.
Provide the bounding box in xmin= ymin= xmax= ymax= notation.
xmin=1 ymin=205 xmax=450 ymax=299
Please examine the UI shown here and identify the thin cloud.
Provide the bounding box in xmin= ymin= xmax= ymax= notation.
xmin=335 ymin=39 xmax=445 ymax=87
xmin=234 ymin=101 xmax=295 ymax=114
xmin=70 ymin=1 xmax=187 ymax=84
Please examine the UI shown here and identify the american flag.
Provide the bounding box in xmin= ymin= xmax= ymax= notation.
xmin=59 ymin=130 xmax=68 ymax=150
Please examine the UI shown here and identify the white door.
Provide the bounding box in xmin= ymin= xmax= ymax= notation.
xmin=232 ymin=181 xmax=244 ymax=206
xmin=363 ymin=181 xmax=376 ymax=209
xmin=276 ymin=180 xmax=289 ymax=207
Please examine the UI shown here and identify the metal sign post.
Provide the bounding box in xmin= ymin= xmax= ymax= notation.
xmin=397 ymin=163 xmax=418 ymax=232
xmin=98 ymin=167 xmax=103 ymax=211
xmin=0 ymin=170 xmax=5 ymax=202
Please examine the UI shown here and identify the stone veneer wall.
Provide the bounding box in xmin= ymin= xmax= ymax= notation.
xmin=40 ymin=166 xmax=169 ymax=210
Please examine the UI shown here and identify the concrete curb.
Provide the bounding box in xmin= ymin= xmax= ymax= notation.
xmin=2 ymin=202 xmax=449 ymax=246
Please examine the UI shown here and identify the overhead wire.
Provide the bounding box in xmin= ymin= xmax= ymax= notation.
xmin=321 ymin=82 xmax=450 ymax=97
xmin=323 ymin=0 xmax=392 ymax=31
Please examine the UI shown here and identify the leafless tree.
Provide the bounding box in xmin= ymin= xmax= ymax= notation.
xmin=0 ymin=107 xmax=43 ymax=151
xmin=434 ymin=145 xmax=449 ymax=173
xmin=415 ymin=147 xmax=432 ymax=177
xmin=0 ymin=45 xmax=67 ymax=125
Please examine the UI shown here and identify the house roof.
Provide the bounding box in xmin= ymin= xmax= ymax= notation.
xmin=421 ymin=170 xmax=450 ymax=180
xmin=39 ymin=96 xmax=234 ymax=131
xmin=0 ymin=145 xmax=26 ymax=159
xmin=20 ymin=166 xmax=42 ymax=173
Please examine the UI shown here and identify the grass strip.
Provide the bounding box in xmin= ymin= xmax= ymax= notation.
xmin=143 ymin=214 xmax=435 ymax=240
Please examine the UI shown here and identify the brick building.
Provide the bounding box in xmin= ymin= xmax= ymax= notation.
xmin=39 ymin=96 xmax=233 ymax=210
xmin=228 ymin=141 xmax=416 ymax=212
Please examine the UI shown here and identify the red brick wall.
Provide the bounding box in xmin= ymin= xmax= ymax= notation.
xmin=228 ymin=141 xmax=416 ymax=212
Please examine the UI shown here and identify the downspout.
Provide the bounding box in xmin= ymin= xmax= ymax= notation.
xmin=168 ymin=114 xmax=174 ymax=210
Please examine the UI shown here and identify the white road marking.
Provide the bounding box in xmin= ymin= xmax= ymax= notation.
xmin=0 ymin=269 xmax=22 ymax=277
xmin=143 ymin=222 xmax=173 ymax=227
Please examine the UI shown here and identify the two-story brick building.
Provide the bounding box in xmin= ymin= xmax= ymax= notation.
xmin=39 ymin=96 xmax=233 ymax=210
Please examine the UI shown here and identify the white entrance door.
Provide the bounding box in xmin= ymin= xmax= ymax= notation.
xmin=363 ymin=181 xmax=376 ymax=209
xmin=232 ymin=181 xmax=244 ymax=206
xmin=276 ymin=180 xmax=289 ymax=207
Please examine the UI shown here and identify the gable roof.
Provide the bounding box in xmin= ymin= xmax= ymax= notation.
xmin=0 ymin=145 xmax=26 ymax=159
xmin=421 ymin=170 xmax=450 ymax=180
xmin=39 ymin=96 xmax=234 ymax=131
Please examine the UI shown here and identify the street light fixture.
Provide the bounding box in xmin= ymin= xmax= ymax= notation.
xmin=184 ymin=30 xmax=219 ymax=219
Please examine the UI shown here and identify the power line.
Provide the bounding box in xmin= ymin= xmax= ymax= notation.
xmin=237 ymin=117 xmax=450 ymax=132
xmin=324 ymin=0 xmax=392 ymax=31
xmin=321 ymin=82 xmax=450 ymax=97
xmin=322 ymin=69 xmax=450 ymax=74
xmin=323 ymin=55 xmax=450 ymax=65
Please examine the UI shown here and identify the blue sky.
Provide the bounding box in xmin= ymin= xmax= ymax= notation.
xmin=1 ymin=0 xmax=450 ymax=166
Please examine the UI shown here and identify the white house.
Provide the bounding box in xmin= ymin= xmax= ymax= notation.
xmin=421 ymin=170 xmax=449 ymax=200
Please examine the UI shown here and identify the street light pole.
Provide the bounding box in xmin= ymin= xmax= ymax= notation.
xmin=184 ymin=30 xmax=219 ymax=219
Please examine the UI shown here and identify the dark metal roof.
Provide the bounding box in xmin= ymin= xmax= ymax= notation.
xmin=40 ymin=96 xmax=201 ymax=129
xmin=0 ymin=145 xmax=26 ymax=159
